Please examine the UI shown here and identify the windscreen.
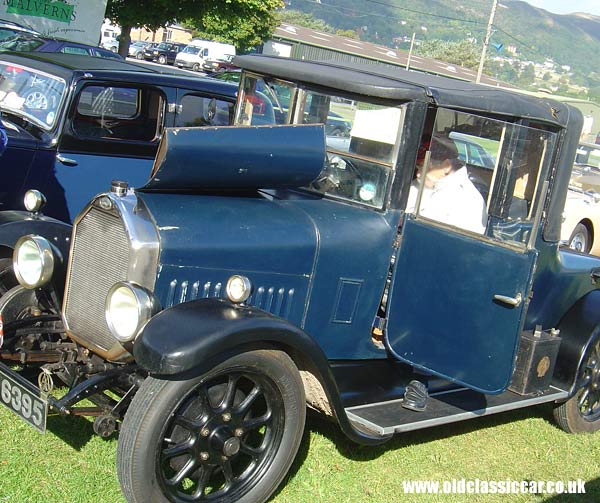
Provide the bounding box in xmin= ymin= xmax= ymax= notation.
xmin=0 ymin=61 xmax=66 ymax=130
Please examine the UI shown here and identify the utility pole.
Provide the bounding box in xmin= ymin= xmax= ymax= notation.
xmin=406 ymin=32 xmax=416 ymax=70
xmin=476 ymin=0 xmax=498 ymax=84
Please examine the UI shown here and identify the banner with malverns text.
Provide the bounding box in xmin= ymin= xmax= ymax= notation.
xmin=0 ymin=0 xmax=108 ymax=46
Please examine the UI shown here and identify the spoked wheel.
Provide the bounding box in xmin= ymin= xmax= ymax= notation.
xmin=158 ymin=55 xmax=167 ymax=64
xmin=568 ymin=223 xmax=591 ymax=254
xmin=0 ymin=258 xmax=17 ymax=296
xmin=117 ymin=350 xmax=306 ymax=503
xmin=554 ymin=338 xmax=600 ymax=433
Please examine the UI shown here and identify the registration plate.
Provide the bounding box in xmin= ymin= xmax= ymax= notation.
xmin=0 ymin=362 xmax=47 ymax=432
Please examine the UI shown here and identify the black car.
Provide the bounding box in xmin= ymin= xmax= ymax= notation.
xmin=141 ymin=41 xmax=160 ymax=61
xmin=0 ymin=33 xmax=123 ymax=59
xmin=149 ymin=41 xmax=186 ymax=65
xmin=0 ymin=52 xmax=238 ymax=295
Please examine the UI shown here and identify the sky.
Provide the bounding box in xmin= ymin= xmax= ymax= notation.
xmin=523 ymin=0 xmax=600 ymax=16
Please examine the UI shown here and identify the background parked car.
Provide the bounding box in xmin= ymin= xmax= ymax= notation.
xmin=201 ymin=54 xmax=237 ymax=73
xmin=560 ymin=142 xmax=600 ymax=254
xmin=0 ymin=20 xmax=39 ymax=40
xmin=149 ymin=41 xmax=186 ymax=65
xmin=0 ymin=34 xmax=123 ymax=59
xmin=101 ymin=37 xmax=119 ymax=53
xmin=141 ymin=41 xmax=160 ymax=60
xmin=128 ymin=40 xmax=149 ymax=59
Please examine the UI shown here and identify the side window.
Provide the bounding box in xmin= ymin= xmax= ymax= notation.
xmin=60 ymin=46 xmax=89 ymax=56
xmin=72 ymin=85 xmax=163 ymax=141
xmin=302 ymin=90 xmax=403 ymax=209
xmin=236 ymin=75 xmax=283 ymax=126
xmin=408 ymin=108 xmax=556 ymax=246
xmin=175 ymin=94 xmax=232 ymax=127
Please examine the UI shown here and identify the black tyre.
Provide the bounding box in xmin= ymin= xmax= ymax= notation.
xmin=554 ymin=338 xmax=600 ymax=433
xmin=568 ymin=223 xmax=591 ymax=253
xmin=0 ymin=258 xmax=17 ymax=296
xmin=158 ymin=54 xmax=167 ymax=64
xmin=117 ymin=349 xmax=306 ymax=503
xmin=192 ymin=63 xmax=201 ymax=72
xmin=136 ymin=52 xmax=143 ymax=60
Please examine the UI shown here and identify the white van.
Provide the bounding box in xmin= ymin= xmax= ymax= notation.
xmin=175 ymin=39 xmax=235 ymax=72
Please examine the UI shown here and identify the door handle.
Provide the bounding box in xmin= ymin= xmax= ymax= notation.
xmin=56 ymin=154 xmax=78 ymax=166
xmin=493 ymin=292 xmax=522 ymax=307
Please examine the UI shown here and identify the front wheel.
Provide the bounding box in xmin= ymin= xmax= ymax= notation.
xmin=158 ymin=55 xmax=167 ymax=64
xmin=554 ymin=338 xmax=600 ymax=433
xmin=117 ymin=349 xmax=306 ymax=503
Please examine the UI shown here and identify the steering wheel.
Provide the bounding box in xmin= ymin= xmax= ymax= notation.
xmin=313 ymin=154 xmax=363 ymax=197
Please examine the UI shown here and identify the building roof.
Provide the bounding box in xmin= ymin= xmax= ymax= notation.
xmin=270 ymin=23 xmax=511 ymax=88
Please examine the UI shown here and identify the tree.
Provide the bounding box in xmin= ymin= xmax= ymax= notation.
xmin=106 ymin=0 xmax=282 ymax=57
xmin=417 ymin=39 xmax=480 ymax=70
xmin=277 ymin=9 xmax=334 ymax=32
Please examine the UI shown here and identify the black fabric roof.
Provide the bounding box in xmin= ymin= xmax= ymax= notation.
xmin=235 ymin=55 xmax=574 ymax=128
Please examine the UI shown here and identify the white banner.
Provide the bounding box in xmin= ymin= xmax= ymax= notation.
xmin=0 ymin=0 xmax=108 ymax=46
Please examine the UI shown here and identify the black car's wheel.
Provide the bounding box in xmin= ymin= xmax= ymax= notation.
xmin=568 ymin=223 xmax=591 ymax=253
xmin=554 ymin=338 xmax=600 ymax=433
xmin=192 ymin=63 xmax=201 ymax=72
xmin=158 ymin=55 xmax=167 ymax=64
xmin=117 ymin=349 xmax=306 ymax=503
xmin=136 ymin=52 xmax=143 ymax=60
xmin=0 ymin=258 xmax=17 ymax=296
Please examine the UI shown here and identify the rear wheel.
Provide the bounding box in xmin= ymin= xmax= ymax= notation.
xmin=192 ymin=63 xmax=201 ymax=72
xmin=554 ymin=338 xmax=600 ymax=433
xmin=136 ymin=52 xmax=143 ymax=60
xmin=568 ymin=223 xmax=591 ymax=253
xmin=117 ymin=349 xmax=306 ymax=503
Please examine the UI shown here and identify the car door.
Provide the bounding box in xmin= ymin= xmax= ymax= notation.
xmin=53 ymin=81 xmax=174 ymax=222
xmin=385 ymin=108 xmax=558 ymax=394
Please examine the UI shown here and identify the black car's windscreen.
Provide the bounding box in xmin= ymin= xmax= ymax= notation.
xmin=0 ymin=61 xmax=66 ymax=129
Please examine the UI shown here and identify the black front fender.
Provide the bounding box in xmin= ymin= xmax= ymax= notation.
xmin=134 ymin=298 xmax=389 ymax=445
xmin=0 ymin=210 xmax=71 ymax=256
xmin=554 ymin=290 xmax=600 ymax=395
xmin=0 ymin=210 xmax=72 ymax=291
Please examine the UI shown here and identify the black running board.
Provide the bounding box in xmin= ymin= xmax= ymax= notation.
xmin=345 ymin=386 xmax=569 ymax=436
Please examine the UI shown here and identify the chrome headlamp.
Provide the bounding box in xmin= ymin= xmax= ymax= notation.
xmin=23 ymin=190 xmax=46 ymax=213
xmin=13 ymin=235 xmax=55 ymax=288
xmin=105 ymin=282 xmax=160 ymax=342
xmin=226 ymin=275 xmax=252 ymax=303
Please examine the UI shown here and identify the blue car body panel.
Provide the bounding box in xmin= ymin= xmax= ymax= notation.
xmin=386 ymin=217 xmax=537 ymax=394
xmin=54 ymin=152 xmax=154 ymax=222
xmin=139 ymin=187 xmax=397 ymax=360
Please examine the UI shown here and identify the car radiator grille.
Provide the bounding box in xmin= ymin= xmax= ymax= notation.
xmin=64 ymin=207 xmax=130 ymax=351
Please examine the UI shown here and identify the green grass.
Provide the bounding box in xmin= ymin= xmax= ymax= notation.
xmin=0 ymin=403 xmax=598 ymax=502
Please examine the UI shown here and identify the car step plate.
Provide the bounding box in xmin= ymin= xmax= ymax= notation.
xmin=0 ymin=362 xmax=47 ymax=433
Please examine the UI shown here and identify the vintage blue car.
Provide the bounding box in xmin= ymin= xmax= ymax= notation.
xmin=0 ymin=52 xmax=238 ymax=293
xmin=0 ymin=55 xmax=597 ymax=503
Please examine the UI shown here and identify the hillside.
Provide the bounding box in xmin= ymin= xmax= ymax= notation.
xmin=286 ymin=0 xmax=600 ymax=92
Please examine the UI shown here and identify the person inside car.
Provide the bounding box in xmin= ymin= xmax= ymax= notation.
xmin=406 ymin=134 xmax=487 ymax=234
